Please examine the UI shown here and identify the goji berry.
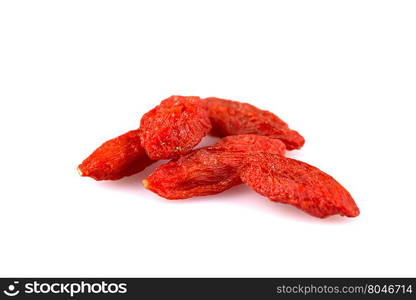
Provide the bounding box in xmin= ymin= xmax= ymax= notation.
xmin=204 ymin=97 xmax=305 ymax=150
xmin=140 ymin=95 xmax=212 ymax=160
xmin=143 ymin=135 xmax=286 ymax=199
xmin=212 ymin=134 xmax=286 ymax=155
xmin=239 ymin=153 xmax=359 ymax=218
xmin=78 ymin=129 xmax=154 ymax=181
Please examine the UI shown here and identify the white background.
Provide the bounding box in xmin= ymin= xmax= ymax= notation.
xmin=0 ymin=0 xmax=415 ymax=277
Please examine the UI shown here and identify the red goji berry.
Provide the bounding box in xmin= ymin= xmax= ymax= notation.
xmin=212 ymin=134 xmax=286 ymax=155
xmin=204 ymin=97 xmax=305 ymax=150
xmin=239 ymin=153 xmax=359 ymax=218
xmin=78 ymin=129 xmax=154 ymax=181
xmin=140 ymin=95 xmax=212 ymax=160
xmin=143 ymin=135 xmax=286 ymax=199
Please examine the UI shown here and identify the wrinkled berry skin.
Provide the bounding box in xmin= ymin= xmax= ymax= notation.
xmin=143 ymin=135 xmax=286 ymax=199
xmin=239 ymin=153 xmax=359 ymax=218
xmin=78 ymin=130 xmax=154 ymax=181
xmin=140 ymin=96 xmax=212 ymax=160
xmin=204 ymin=97 xmax=305 ymax=150
xmin=212 ymin=135 xmax=286 ymax=155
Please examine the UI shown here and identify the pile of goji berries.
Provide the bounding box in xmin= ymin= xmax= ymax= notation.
xmin=78 ymin=96 xmax=359 ymax=219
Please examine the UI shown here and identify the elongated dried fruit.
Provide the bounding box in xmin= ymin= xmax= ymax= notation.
xmin=143 ymin=135 xmax=286 ymax=199
xmin=239 ymin=153 xmax=359 ymax=218
xmin=204 ymin=97 xmax=305 ymax=150
xmin=140 ymin=95 xmax=212 ymax=160
xmin=211 ymin=134 xmax=286 ymax=155
xmin=78 ymin=129 xmax=154 ymax=181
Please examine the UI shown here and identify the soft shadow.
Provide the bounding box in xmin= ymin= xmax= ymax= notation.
xmin=196 ymin=136 xmax=220 ymax=147
xmin=99 ymin=174 xmax=356 ymax=223
xmin=285 ymin=149 xmax=306 ymax=160
xmin=151 ymin=183 xmax=355 ymax=224
xmin=98 ymin=160 xmax=167 ymax=194
xmin=236 ymin=188 xmax=357 ymax=224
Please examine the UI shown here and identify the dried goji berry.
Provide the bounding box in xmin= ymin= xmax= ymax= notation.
xmin=211 ymin=134 xmax=286 ymax=155
xmin=140 ymin=95 xmax=212 ymax=160
xmin=143 ymin=135 xmax=286 ymax=199
xmin=239 ymin=153 xmax=359 ymax=218
xmin=204 ymin=97 xmax=305 ymax=150
xmin=78 ymin=129 xmax=154 ymax=181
